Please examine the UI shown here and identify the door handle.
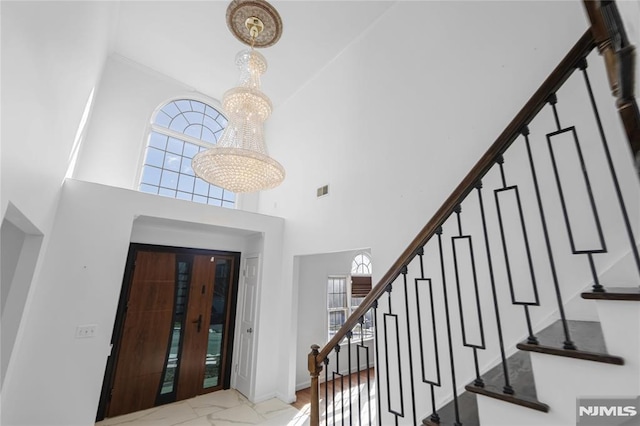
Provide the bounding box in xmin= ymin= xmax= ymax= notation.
xmin=247 ymin=327 xmax=253 ymax=333
xmin=193 ymin=315 xmax=202 ymax=332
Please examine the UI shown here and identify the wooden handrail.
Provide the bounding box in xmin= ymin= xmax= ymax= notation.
xmin=313 ymin=29 xmax=596 ymax=365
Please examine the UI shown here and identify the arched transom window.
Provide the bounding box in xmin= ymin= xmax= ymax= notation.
xmin=139 ymin=99 xmax=236 ymax=208
xmin=351 ymin=252 xmax=372 ymax=275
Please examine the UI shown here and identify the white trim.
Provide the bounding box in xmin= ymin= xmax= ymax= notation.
xmin=150 ymin=94 xmax=224 ymax=121
xmin=150 ymin=125 xmax=218 ymax=150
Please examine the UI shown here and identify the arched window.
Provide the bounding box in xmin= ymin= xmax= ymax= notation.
xmin=138 ymin=99 xmax=236 ymax=208
xmin=351 ymin=252 xmax=372 ymax=275
xmin=328 ymin=252 xmax=374 ymax=340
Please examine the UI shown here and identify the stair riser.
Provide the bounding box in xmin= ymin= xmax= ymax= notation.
xmin=595 ymin=300 xmax=640 ymax=380
xmin=530 ymin=353 xmax=635 ymax=425
xmin=475 ymin=394 xmax=555 ymax=426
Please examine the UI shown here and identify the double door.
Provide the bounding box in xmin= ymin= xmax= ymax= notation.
xmin=99 ymin=245 xmax=240 ymax=419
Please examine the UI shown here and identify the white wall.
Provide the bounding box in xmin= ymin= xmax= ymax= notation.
xmin=1 ymin=205 xmax=44 ymax=390
xmin=1 ymin=180 xmax=284 ymax=425
xmin=0 ymin=0 xmax=115 ymax=401
xmin=1 ymin=0 xmax=114 ymax=233
xmin=257 ymin=0 xmax=640 ymax=409
xmin=295 ymin=250 xmax=375 ymax=390
xmin=1 ymin=220 xmax=25 ymax=311
xmin=73 ymin=55 xmax=259 ymax=211
xmin=73 ymin=55 xmax=195 ymax=190
xmin=260 ymin=0 xmax=594 ymax=403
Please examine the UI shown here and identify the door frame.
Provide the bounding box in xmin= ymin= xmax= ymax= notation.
xmin=96 ymin=243 xmax=241 ymax=421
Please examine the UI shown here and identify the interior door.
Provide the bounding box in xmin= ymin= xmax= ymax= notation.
xmin=108 ymin=251 xmax=176 ymax=417
xmin=235 ymin=256 xmax=258 ymax=398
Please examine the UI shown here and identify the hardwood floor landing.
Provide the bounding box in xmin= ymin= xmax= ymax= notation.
xmin=292 ymin=368 xmax=375 ymax=410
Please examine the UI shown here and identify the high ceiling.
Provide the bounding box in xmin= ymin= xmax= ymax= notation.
xmin=112 ymin=1 xmax=396 ymax=107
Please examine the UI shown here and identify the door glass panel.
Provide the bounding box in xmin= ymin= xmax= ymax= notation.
xmin=203 ymin=259 xmax=231 ymax=388
xmin=159 ymin=260 xmax=190 ymax=396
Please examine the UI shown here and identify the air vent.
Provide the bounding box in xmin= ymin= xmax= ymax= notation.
xmin=317 ymin=185 xmax=329 ymax=198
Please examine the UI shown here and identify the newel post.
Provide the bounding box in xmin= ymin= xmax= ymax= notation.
xmin=308 ymin=344 xmax=322 ymax=426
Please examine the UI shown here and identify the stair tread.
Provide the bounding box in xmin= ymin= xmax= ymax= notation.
xmin=582 ymin=287 xmax=640 ymax=301
xmin=481 ymin=351 xmax=537 ymax=400
xmin=466 ymin=351 xmax=548 ymax=412
xmin=423 ymin=391 xmax=479 ymax=426
xmin=424 ymin=351 xmax=540 ymax=425
xmin=517 ymin=320 xmax=624 ymax=365
xmin=465 ymin=383 xmax=549 ymax=412
xmin=536 ymin=320 xmax=607 ymax=354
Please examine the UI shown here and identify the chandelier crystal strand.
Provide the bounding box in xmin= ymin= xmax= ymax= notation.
xmin=192 ymin=4 xmax=284 ymax=194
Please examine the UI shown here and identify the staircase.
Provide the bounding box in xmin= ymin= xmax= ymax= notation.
xmin=306 ymin=1 xmax=640 ymax=425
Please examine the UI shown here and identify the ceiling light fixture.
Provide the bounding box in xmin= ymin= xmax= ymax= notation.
xmin=192 ymin=0 xmax=285 ymax=193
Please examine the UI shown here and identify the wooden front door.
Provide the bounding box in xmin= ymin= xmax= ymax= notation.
xmin=102 ymin=245 xmax=240 ymax=419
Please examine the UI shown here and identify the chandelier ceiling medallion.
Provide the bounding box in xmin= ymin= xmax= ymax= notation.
xmin=192 ymin=0 xmax=285 ymax=193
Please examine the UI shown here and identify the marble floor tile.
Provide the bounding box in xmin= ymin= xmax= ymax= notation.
xmin=258 ymin=407 xmax=308 ymax=426
xmin=187 ymin=389 xmax=246 ymax=417
xmin=96 ymin=406 xmax=163 ymax=426
xmin=96 ymin=389 xmax=313 ymax=426
xmin=97 ymin=401 xmax=198 ymax=426
xmin=207 ymin=403 xmax=264 ymax=426
xmin=253 ymin=398 xmax=294 ymax=419
xmin=173 ymin=415 xmax=217 ymax=426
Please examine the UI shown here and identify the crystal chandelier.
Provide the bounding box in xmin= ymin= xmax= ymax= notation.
xmin=192 ymin=0 xmax=285 ymax=193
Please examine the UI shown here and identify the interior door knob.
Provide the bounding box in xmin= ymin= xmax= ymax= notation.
xmin=247 ymin=327 xmax=253 ymax=333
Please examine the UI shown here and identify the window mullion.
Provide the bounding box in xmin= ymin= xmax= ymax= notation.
xmin=151 ymin=125 xmax=215 ymax=149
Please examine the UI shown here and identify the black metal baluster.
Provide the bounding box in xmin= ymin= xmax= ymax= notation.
xmin=522 ymin=126 xmax=576 ymax=350
xmin=579 ymin=57 xmax=640 ymax=281
xmin=355 ymin=319 xmax=372 ymax=426
xmin=414 ymin=247 xmax=442 ymax=422
xmin=364 ymin=343 xmax=372 ymax=426
xmin=437 ymin=227 xmax=462 ymax=426
xmin=346 ymin=331 xmax=353 ymax=426
xmin=332 ymin=345 xmax=344 ymax=426
xmin=383 ymin=284 xmax=403 ymax=426
xmin=547 ymin=93 xmax=608 ymax=293
xmin=476 ymin=181 xmax=514 ymax=393
xmin=325 ymin=357 xmax=330 ymax=425
xmin=452 ymin=205 xmax=486 ymax=388
xmin=494 ymin=155 xmax=540 ymax=345
xmin=372 ymin=300 xmax=382 ymax=426
xmin=400 ymin=266 xmax=417 ymax=426
xmin=356 ymin=320 xmax=363 ymax=425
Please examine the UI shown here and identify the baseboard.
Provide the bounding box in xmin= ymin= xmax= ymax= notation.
xmin=276 ymin=390 xmax=296 ymax=404
xmin=251 ymin=391 xmax=278 ymax=404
